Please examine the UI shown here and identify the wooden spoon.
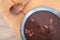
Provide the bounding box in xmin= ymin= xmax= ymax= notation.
xmin=10 ymin=0 xmax=30 ymax=15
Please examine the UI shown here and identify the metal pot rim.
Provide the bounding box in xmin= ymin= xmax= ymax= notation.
xmin=20 ymin=6 xmax=60 ymax=40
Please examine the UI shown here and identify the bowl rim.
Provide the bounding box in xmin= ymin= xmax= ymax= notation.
xmin=20 ymin=6 xmax=60 ymax=40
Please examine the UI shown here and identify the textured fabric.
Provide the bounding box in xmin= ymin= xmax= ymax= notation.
xmin=0 ymin=15 xmax=18 ymax=40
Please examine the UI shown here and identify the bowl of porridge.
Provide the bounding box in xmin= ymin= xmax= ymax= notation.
xmin=20 ymin=6 xmax=60 ymax=40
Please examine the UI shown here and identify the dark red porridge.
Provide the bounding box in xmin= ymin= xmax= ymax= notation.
xmin=24 ymin=11 xmax=60 ymax=40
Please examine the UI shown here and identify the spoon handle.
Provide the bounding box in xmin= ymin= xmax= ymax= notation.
xmin=11 ymin=0 xmax=30 ymax=6
xmin=11 ymin=0 xmax=16 ymax=4
xmin=21 ymin=0 xmax=30 ymax=6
